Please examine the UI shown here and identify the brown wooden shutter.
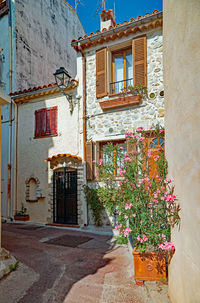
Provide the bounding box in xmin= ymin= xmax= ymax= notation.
xmin=126 ymin=138 xmax=137 ymax=156
xmin=86 ymin=141 xmax=94 ymax=180
xmin=132 ymin=36 xmax=147 ymax=87
xmin=96 ymin=48 xmax=107 ymax=98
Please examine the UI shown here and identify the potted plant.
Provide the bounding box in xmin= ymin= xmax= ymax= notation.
xmin=115 ymin=126 xmax=180 ymax=284
xmin=14 ymin=204 xmax=29 ymax=221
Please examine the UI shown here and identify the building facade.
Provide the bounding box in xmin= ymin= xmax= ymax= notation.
xmin=72 ymin=10 xmax=164 ymax=225
xmin=164 ymin=0 xmax=200 ymax=302
xmin=0 ymin=0 xmax=85 ymax=219
xmin=11 ymin=82 xmax=87 ymax=226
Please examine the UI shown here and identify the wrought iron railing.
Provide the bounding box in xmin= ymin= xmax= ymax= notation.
xmin=109 ymin=78 xmax=133 ymax=95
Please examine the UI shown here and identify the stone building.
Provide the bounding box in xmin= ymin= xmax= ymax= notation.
xmin=72 ymin=9 xmax=164 ymax=225
xmin=0 ymin=0 xmax=85 ymax=219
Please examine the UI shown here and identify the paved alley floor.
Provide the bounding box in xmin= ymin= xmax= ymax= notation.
xmin=0 ymin=223 xmax=152 ymax=303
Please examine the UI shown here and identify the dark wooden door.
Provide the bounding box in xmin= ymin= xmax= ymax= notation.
xmin=53 ymin=169 xmax=77 ymax=224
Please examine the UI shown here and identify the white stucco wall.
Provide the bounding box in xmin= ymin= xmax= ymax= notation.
xmin=84 ymin=29 xmax=164 ymax=142
xmin=17 ymin=92 xmax=83 ymax=223
xmin=164 ymin=1 xmax=200 ymax=302
xmin=15 ymin=0 xmax=85 ymax=90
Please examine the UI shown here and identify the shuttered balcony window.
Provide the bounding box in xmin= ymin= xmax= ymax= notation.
xmin=96 ymin=36 xmax=147 ymax=100
xmin=34 ymin=107 xmax=57 ymax=138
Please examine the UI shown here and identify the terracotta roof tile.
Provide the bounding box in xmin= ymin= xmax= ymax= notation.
xmin=45 ymin=153 xmax=82 ymax=162
xmin=10 ymin=79 xmax=78 ymax=97
xmin=10 ymin=83 xmax=57 ymax=96
xmin=71 ymin=9 xmax=162 ymax=50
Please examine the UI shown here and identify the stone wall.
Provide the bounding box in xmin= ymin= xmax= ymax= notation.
xmin=15 ymin=0 xmax=85 ymax=90
xmin=85 ymin=30 xmax=164 ymax=142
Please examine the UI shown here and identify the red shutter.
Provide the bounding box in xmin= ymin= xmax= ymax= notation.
xmin=50 ymin=107 xmax=57 ymax=135
xmin=132 ymin=36 xmax=147 ymax=86
xmin=96 ymin=48 xmax=107 ymax=98
xmin=34 ymin=107 xmax=57 ymax=138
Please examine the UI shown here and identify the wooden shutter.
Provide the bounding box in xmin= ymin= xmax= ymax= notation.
xmin=126 ymin=138 xmax=137 ymax=156
xmin=47 ymin=106 xmax=57 ymax=135
xmin=132 ymin=36 xmax=147 ymax=86
xmin=86 ymin=141 xmax=94 ymax=180
xmin=35 ymin=109 xmax=43 ymax=137
xmin=96 ymin=48 xmax=107 ymax=98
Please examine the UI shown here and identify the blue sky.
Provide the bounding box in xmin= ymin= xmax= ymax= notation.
xmin=66 ymin=0 xmax=162 ymax=34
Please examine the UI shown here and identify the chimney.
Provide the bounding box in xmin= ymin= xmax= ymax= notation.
xmin=100 ymin=10 xmax=116 ymax=30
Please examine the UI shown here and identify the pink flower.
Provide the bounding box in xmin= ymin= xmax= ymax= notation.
xmin=147 ymin=151 xmax=153 ymax=158
xmin=154 ymin=199 xmax=158 ymax=204
xmin=119 ymin=146 xmax=124 ymax=150
xmin=124 ymin=156 xmax=132 ymax=162
xmin=161 ymin=196 xmax=165 ymax=201
xmin=138 ymin=137 xmax=145 ymax=141
xmin=124 ymin=227 xmax=132 ymax=237
xmin=153 ymin=155 xmax=159 ymax=161
xmin=99 ymin=159 xmax=103 ymax=165
xmin=119 ymin=181 xmax=123 ymax=185
xmin=137 ymin=235 xmax=143 ymax=243
xmin=124 ymin=215 xmax=128 ymax=219
xmin=158 ymin=242 xmax=175 ymax=251
xmin=125 ymin=203 xmax=133 ymax=210
xmin=161 ymin=234 xmax=166 ymax=240
xmin=166 ymin=194 xmax=176 ymax=202
xmin=160 ymin=129 xmax=164 ymax=133
xmin=164 ymin=178 xmax=172 ymax=184
xmin=142 ymin=234 xmax=148 ymax=242
xmin=132 ymin=213 xmax=136 ymax=217
xmin=136 ymin=126 xmax=144 ymax=132
xmin=158 ymin=147 xmax=163 ymax=152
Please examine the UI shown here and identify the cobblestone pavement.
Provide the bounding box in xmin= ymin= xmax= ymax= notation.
xmin=1 ymin=223 xmax=152 ymax=303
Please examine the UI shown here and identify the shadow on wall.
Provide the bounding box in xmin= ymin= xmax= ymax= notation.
xmin=17 ymin=98 xmax=55 ymax=223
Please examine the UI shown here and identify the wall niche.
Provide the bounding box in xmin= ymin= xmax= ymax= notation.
xmin=25 ymin=176 xmax=44 ymax=202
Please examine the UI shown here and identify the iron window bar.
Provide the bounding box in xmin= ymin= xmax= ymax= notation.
xmin=109 ymin=78 xmax=133 ymax=95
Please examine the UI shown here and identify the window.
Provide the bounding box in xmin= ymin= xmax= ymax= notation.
xmin=111 ymin=48 xmax=133 ymax=94
xmin=100 ymin=140 xmax=127 ymax=176
xmin=0 ymin=0 xmax=9 ymax=17
xmin=34 ymin=106 xmax=57 ymax=138
xmin=96 ymin=36 xmax=147 ymax=99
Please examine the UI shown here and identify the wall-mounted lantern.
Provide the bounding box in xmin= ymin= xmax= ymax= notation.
xmin=54 ymin=67 xmax=78 ymax=114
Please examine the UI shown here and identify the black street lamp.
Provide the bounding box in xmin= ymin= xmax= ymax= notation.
xmin=54 ymin=67 xmax=76 ymax=113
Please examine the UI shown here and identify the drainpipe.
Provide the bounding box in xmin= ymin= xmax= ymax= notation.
xmin=14 ymin=101 xmax=18 ymax=214
xmin=78 ymin=45 xmax=86 ymax=161
xmin=8 ymin=0 xmax=13 ymax=218
xmin=77 ymin=45 xmax=88 ymax=226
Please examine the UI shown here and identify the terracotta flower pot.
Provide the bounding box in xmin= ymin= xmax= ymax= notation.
xmin=14 ymin=215 xmax=30 ymax=221
xmin=132 ymin=249 xmax=167 ymax=283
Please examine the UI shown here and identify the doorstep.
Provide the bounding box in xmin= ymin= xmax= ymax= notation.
xmin=46 ymin=223 xmax=80 ymax=228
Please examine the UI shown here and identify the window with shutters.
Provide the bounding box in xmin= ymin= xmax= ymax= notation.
xmin=96 ymin=36 xmax=146 ymax=109
xmin=34 ymin=107 xmax=57 ymax=138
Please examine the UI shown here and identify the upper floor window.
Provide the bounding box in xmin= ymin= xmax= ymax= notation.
xmin=34 ymin=107 xmax=57 ymax=138
xmin=0 ymin=0 xmax=9 ymax=17
xmin=111 ymin=48 xmax=133 ymax=94
xmin=96 ymin=36 xmax=147 ymax=99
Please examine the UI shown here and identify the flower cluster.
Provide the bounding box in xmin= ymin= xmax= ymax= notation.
xmin=115 ymin=126 xmax=180 ymax=253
